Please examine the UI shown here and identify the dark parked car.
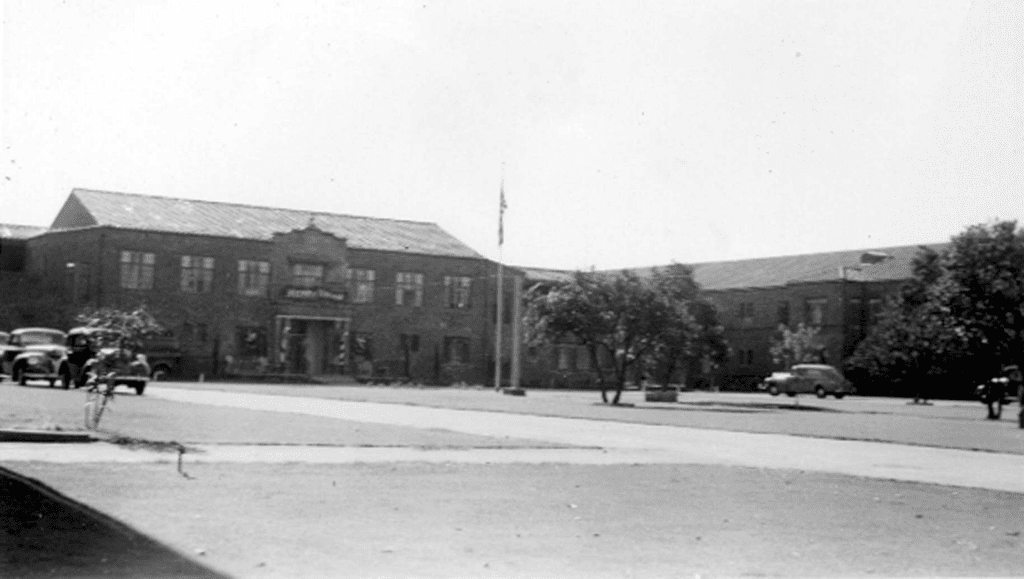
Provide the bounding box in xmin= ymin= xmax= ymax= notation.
xmin=1 ymin=328 xmax=68 ymax=386
xmin=759 ymin=364 xmax=856 ymax=399
xmin=60 ymin=327 xmax=150 ymax=395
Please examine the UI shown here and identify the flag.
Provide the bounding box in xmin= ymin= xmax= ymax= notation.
xmin=498 ymin=179 xmax=508 ymax=246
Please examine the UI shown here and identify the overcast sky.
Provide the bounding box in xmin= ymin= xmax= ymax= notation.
xmin=2 ymin=0 xmax=1021 ymax=270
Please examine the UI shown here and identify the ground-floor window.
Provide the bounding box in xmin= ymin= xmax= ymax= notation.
xmin=444 ymin=336 xmax=470 ymax=364
xmin=237 ymin=326 xmax=267 ymax=357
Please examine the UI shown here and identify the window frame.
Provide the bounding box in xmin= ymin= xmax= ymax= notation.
xmin=119 ymin=250 xmax=156 ymax=290
xmin=395 ymin=272 xmax=424 ymax=307
xmin=444 ymin=275 xmax=473 ymax=309
xmin=237 ymin=259 xmax=271 ymax=297
xmin=291 ymin=262 xmax=325 ymax=289
xmin=346 ymin=268 xmax=376 ymax=304
xmin=180 ymin=255 xmax=215 ymax=294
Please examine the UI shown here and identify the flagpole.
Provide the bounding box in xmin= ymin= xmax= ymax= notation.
xmin=494 ymin=169 xmax=505 ymax=391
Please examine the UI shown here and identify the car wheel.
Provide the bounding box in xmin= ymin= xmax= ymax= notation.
xmin=767 ymin=384 xmax=780 ymax=396
xmin=48 ymin=379 xmax=55 ymax=388
xmin=815 ymin=386 xmax=827 ymax=399
xmin=15 ymin=367 xmax=26 ymax=386
xmin=833 ymin=392 xmax=845 ymax=399
xmin=786 ymin=392 xmax=797 ymax=397
xmin=134 ymin=383 xmax=146 ymax=396
xmin=150 ymin=365 xmax=170 ymax=381
xmin=60 ymin=371 xmax=71 ymax=389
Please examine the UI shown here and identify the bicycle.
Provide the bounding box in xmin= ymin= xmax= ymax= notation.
xmin=84 ymin=372 xmax=117 ymax=430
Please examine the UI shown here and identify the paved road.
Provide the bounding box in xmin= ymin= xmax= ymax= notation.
xmin=133 ymin=387 xmax=1024 ymax=493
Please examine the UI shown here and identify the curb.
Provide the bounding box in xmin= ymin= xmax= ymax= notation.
xmin=0 ymin=429 xmax=95 ymax=443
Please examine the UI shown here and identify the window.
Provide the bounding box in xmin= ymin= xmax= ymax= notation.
xmin=238 ymin=260 xmax=270 ymax=297
xmin=738 ymin=302 xmax=754 ymax=324
xmin=237 ymin=326 xmax=267 ymax=357
xmin=868 ymin=298 xmax=884 ymax=324
xmin=120 ymin=251 xmax=155 ymax=290
xmin=65 ymin=262 xmax=91 ymax=302
xmin=556 ymin=345 xmax=575 ymax=371
xmin=395 ymin=272 xmax=424 ymax=306
xmin=776 ymin=301 xmax=790 ymax=325
xmin=444 ymin=276 xmax=472 ymax=309
xmin=346 ymin=268 xmax=375 ymax=304
xmin=291 ymin=263 xmax=324 ymax=288
xmin=400 ymin=333 xmax=420 ymax=353
xmin=576 ymin=347 xmax=590 ymax=370
xmin=444 ymin=336 xmax=470 ymax=364
xmin=182 ymin=322 xmax=208 ymax=344
xmin=805 ymin=298 xmax=827 ymax=326
xmin=181 ymin=256 xmax=214 ymax=293
xmin=351 ymin=333 xmax=374 ymax=361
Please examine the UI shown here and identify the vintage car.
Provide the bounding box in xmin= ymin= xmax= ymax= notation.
xmin=1 ymin=327 xmax=68 ymax=386
xmin=60 ymin=327 xmax=150 ymax=395
xmin=759 ymin=364 xmax=856 ymax=399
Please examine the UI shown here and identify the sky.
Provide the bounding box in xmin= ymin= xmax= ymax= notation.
xmin=1 ymin=0 xmax=1022 ymax=270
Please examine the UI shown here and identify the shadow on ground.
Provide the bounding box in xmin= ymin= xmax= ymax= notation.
xmin=661 ymin=400 xmax=843 ymax=413
xmin=0 ymin=466 xmax=228 ymax=579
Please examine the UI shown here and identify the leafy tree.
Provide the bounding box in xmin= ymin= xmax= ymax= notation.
xmin=524 ymin=266 xmax=727 ymax=403
xmin=74 ymin=306 xmax=166 ymax=348
xmin=525 ymin=270 xmax=666 ymax=404
xmin=648 ymin=264 xmax=728 ymax=387
xmin=847 ymin=221 xmax=1024 ymax=397
xmin=769 ymin=323 xmax=825 ymax=368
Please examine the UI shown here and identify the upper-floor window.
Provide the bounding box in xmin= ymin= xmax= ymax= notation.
xmin=395 ymin=272 xmax=424 ymax=306
xmin=738 ymin=302 xmax=754 ymax=324
xmin=120 ymin=250 xmax=155 ymax=290
xmin=346 ymin=268 xmax=375 ymax=304
xmin=291 ymin=263 xmax=324 ymax=288
xmin=776 ymin=301 xmax=790 ymax=326
xmin=181 ymin=256 xmax=214 ymax=293
xmin=238 ymin=260 xmax=270 ymax=297
xmin=805 ymin=298 xmax=828 ymax=326
xmin=868 ymin=298 xmax=884 ymax=325
xmin=444 ymin=276 xmax=472 ymax=309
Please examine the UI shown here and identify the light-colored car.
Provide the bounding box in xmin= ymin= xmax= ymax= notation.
xmin=760 ymin=364 xmax=855 ymax=399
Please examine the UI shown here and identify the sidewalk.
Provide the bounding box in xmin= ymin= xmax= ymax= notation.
xmin=142 ymin=387 xmax=1024 ymax=493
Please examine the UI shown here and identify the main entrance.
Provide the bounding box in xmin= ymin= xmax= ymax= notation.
xmin=276 ymin=316 xmax=349 ymax=376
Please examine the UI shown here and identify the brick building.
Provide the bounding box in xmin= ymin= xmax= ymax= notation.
xmin=4 ymin=188 xmax=943 ymax=389
xmin=517 ymin=244 xmax=943 ymax=390
xmin=13 ymin=189 xmax=518 ymax=383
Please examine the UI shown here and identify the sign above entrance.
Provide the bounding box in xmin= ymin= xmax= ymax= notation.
xmin=283 ymin=287 xmax=347 ymax=302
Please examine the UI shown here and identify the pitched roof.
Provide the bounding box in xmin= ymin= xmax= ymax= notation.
xmin=524 ymin=243 xmax=948 ymax=291
xmin=0 ymin=224 xmax=47 ymax=240
xmin=685 ymin=244 xmax=947 ymax=289
xmin=51 ymin=189 xmax=484 ymax=259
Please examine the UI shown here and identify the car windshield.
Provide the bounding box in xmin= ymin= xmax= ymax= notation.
xmin=19 ymin=331 xmax=66 ymax=346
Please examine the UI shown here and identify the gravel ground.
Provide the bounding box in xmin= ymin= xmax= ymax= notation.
xmin=12 ymin=461 xmax=1024 ymax=579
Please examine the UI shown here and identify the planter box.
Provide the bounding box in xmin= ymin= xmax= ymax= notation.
xmin=644 ymin=390 xmax=679 ymax=403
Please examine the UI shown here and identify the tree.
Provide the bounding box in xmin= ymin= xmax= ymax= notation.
xmin=846 ymin=221 xmax=1024 ymax=398
xmin=74 ymin=306 xmax=166 ymax=347
xmin=524 ymin=266 xmax=727 ymax=403
xmin=524 ymin=270 xmax=666 ymax=404
xmin=647 ymin=264 xmax=728 ymax=388
xmin=769 ymin=323 xmax=825 ymax=368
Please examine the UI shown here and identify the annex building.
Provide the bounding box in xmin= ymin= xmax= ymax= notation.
xmin=2 ymin=188 xmax=938 ymax=390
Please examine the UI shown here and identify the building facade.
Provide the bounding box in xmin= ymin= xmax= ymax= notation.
xmin=4 ymin=188 xmax=941 ymax=389
xmin=14 ymin=189 xmax=519 ymax=384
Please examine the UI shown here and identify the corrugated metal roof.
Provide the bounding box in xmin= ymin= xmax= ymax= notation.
xmin=524 ymin=244 xmax=948 ymax=290
xmin=0 ymin=224 xmax=47 ymax=239
xmin=56 ymin=189 xmax=484 ymax=259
